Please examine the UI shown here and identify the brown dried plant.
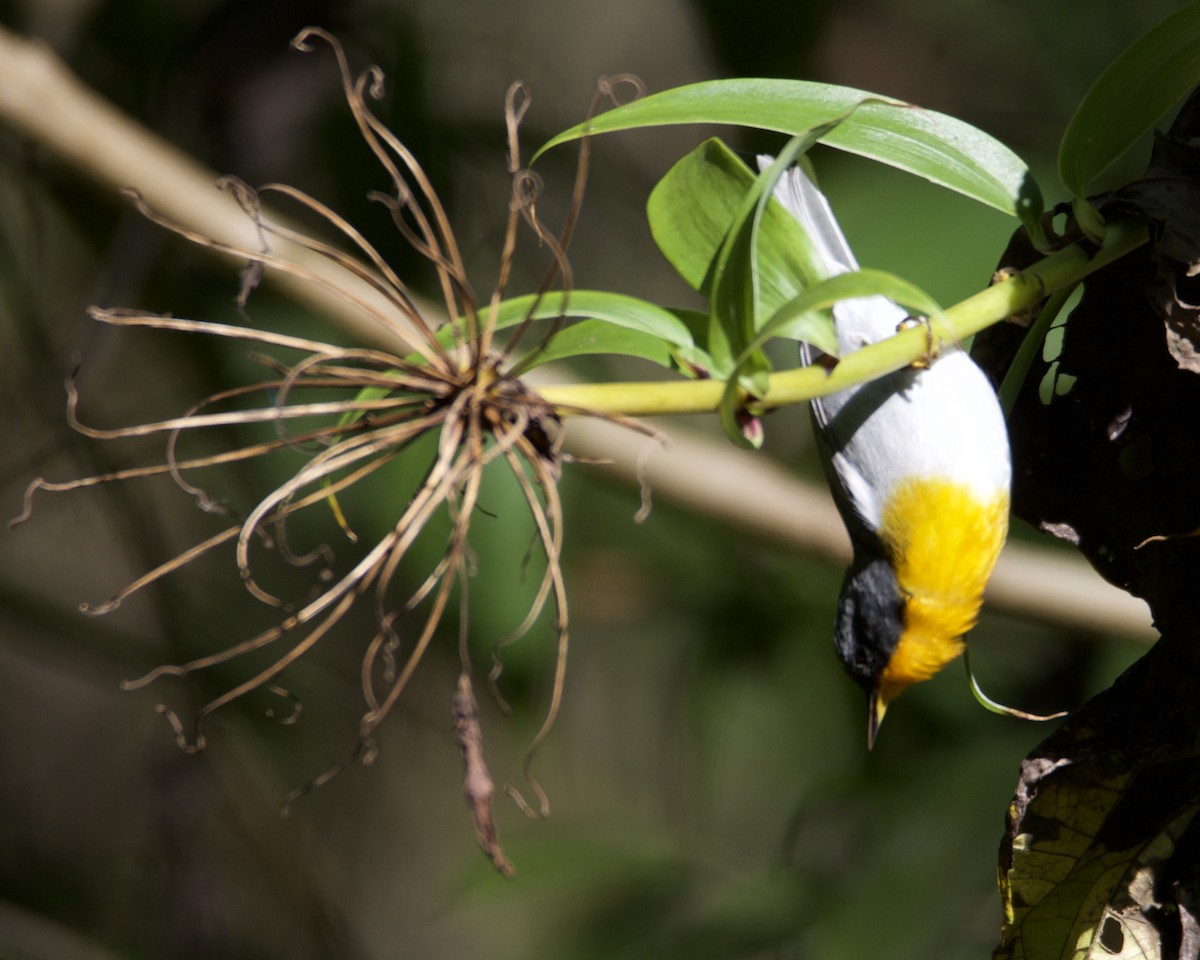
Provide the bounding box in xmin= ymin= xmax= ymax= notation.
xmin=10 ymin=28 xmax=650 ymax=875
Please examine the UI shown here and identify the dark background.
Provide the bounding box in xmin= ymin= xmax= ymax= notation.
xmin=0 ymin=1 xmax=1177 ymax=957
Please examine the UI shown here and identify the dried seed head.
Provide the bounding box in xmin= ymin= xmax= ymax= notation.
xmin=9 ymin=28 xmax=656 ymax=874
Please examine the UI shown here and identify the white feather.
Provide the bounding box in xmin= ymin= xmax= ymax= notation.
xmin=757 ymin=155 xmax=858 ymax=274
xmin=757 ymin=156 xmax=908 ymax=350
xmin=758 ymin=156 xmax=1010 ymax=531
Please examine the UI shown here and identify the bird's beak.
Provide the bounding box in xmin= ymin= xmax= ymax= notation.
xmin=867 ymin=690 xmax=889 ymax=750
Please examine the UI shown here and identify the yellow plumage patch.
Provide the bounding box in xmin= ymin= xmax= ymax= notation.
xmin=876 ymin=477 xmax=1009 ymax=706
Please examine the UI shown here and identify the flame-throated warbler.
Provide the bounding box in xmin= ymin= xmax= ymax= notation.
xmin=762 ymin=158 xmax=1012 ymax=747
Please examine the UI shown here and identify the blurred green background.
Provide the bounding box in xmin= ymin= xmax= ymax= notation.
xmin=0 ymin=1 xmax=1173 ymax=957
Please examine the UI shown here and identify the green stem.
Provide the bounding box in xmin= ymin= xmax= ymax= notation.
xmin=997 ymin=283 xmax=1077 ymax=416
xmin=538 ymin=219 xmax=1148 ymax=416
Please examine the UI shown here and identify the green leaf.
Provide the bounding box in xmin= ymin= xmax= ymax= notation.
xmin=1059 ymin=1 xmax=1200 ymax=198
xmin=757 ymin=299 xmax=840 ymax=357
xmin=480 ymin=290 xmax=695 ymax=349
xmin=754 ymin=268 xmax=944 ymax=351
xmin=537 ymin=79 xmax=1042 ymax=228
xmin=647 ymin=140 xmax=755 ymax=297
xmin=517 ymin=319 xmax=672 ymax=369
xmin=648 ymin=138 xmax=819 ymax=297
xmin=711 ymin=133 xmax=841 ymax=446
xmin=490 ymin=292 xmax=715 ymax=376
xmin=338 ymin=291 xmax=701 ymax=429
xmin=719 ymin=268 xmax=944 ymax=444
xmin=647 ymin=138 xmax=835 ymax=366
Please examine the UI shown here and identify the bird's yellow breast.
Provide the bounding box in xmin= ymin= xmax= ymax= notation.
xmin=875 ymin=476 xmax=1009 ymax=704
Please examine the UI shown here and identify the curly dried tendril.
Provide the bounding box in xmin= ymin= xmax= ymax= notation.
xmin=11 ymin=30 xmax=657 ymax=875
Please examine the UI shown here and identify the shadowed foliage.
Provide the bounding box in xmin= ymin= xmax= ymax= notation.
xmin=977 ymin=88 xmax=1200 ymax=960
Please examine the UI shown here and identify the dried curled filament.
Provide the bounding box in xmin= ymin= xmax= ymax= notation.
xmin=12 ymin=29 xmax=658 ymax=873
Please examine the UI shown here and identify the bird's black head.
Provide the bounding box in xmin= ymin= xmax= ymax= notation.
xmin=834 ymin=554 xmax=905 ymax=697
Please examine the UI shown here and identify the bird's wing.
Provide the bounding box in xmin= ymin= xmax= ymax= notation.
xmin=758 ymin=155 xmax=907 ymax=535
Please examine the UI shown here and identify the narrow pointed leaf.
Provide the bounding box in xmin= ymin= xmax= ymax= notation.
xmin=718 ymin=268 xmax=946 ymax=442
xmin=1059 ymin=1 xmax=1200 ymax=197
xmin=760 ymin=305 xmax=839 ymax=356
xmin=517 ymin=319 xmax=672 ymax=369
xmin=341 ymin=291 xmax=700 ymax=425
xmin=537 ymin=79 xmax=1042 ymax=228
xmin=480 ymin=290 xmax=695 ymax=348
xmin=753 ymin=269 xmax=945 ymax=353
xmin=712 ymin=132 xmax=841 ymax=445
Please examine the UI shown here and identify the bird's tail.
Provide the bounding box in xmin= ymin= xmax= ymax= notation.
xmin=758 ymin=154 xmax=908 ymax=352
xmin=757 ymin=155 xmax=859 ymax=277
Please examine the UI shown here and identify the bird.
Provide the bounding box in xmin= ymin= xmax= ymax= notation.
xmin=760 ymin=157 xmax=1012 ymax=748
